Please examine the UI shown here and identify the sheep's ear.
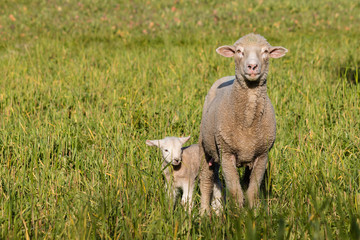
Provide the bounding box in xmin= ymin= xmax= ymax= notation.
xmin=179 ymin=136 xmax=191 ymax=144
xmin=216 ymin=45 xmax=236 ymax=57
xmin=269 ymin=46 xmax=288 ymax=58
xmin=146 ymin=140 xmax=160 ymax=147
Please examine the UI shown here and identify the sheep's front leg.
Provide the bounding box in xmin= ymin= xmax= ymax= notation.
xmin=222 ymin=153 xmax=244 ymax=208
xmin=247 ymin=153 xmax=268 ymax=208
xmin=200 ymin=154 xmax=215 ymax=215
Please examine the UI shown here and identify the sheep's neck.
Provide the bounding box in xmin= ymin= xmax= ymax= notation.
xmin=231 ymin=77 xmax=266 ymax=128
xmin=162 ymin=162 xmax=181 ymax=183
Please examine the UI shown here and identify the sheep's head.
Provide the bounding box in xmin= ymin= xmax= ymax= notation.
xmin=146 ymin=136 xmax=191 ymax=166
xmin=216 ymin=33 xmax=287 ymax=83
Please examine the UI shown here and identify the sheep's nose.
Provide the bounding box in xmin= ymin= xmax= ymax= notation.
xmin=247 ymin=64 xmax=258 ymax=71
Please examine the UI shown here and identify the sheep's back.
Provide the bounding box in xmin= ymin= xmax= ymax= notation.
xmin=203 ymin=76 xmax=235 ymax=114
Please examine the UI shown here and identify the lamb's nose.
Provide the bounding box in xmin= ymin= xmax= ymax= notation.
xmin=247 ymin=64 xmax=258 ymax=71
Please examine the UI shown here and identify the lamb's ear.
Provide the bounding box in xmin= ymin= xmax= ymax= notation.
xmin=146 ymin=140 xmax=160 ymax=147
xmin=179 ymin=136 xmax=191 ymax=144
xmin=269 ymin=46 xmax=288 ymax=58
xmin=216 ymin=45 xmax=236 ymax=57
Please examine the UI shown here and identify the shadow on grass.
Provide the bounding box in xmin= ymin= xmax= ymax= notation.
xmin=338 ymin=59 xmax=359 ymax=85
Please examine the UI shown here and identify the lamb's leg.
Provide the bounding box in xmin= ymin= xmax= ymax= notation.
xmin=181 ymin=184 xmax=189 ymax=204
xmin=222 ymin=153 xmax=244 ymax=208
xmin=165 ymin=181 xmax=178 ymax=208
xmin=247 ymin=153 xmax=268 ymax=208
xmin=199 ymin=147 xmax=214 ymax=215
xmin=181 ymin=181 xmax=195 ymax=212
xmin=171 ymin=188 xmax=178 ymax=208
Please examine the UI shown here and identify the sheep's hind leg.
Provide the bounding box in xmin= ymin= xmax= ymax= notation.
xmin=211 ymin=168 xmax=223 ymax=215
xmin=222 ymin=153 xmax=244 ymax=208
xmin=247 ymin=153 xmax=268 ymax=208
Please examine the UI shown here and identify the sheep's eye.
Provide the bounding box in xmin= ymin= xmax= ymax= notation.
xmin=262 ymin=50 xmax=269 ymax=58
xmin=164 ymin=149 xmax=169 ymax=152
xmin=237 ymin=49 xmax=244 ymax=57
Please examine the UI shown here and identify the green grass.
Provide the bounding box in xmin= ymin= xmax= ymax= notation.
xmin=0 ymin=0 xmax=360 ymax=238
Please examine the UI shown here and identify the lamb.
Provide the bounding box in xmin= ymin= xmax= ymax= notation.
xmin=146 ymin=136 xmax=222 ymax=212
xmin=199 ymin=33 xmax=288 ymax=214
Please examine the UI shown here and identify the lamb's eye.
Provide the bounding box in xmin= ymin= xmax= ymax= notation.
xmin=164 ymin=149 xmax=169 ymax=152
xmin=237 ymin=49 xmax=242 ymax=54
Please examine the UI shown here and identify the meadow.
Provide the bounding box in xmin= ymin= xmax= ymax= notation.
xmin=0 ymin=0 xmax=359 ymax=239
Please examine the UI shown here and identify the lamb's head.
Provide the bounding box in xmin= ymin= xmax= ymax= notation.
xmin=216 ymin=33 xmax=287 ymax=83
xmin=146 ymin=136 xmax=191 ymax=166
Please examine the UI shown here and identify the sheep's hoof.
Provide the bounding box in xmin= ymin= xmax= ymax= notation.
xmin=200 ymin=207 xmax=211 ymax=216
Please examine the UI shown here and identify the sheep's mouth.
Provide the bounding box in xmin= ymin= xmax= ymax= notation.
xmin=245 ymin=73 xmax=261 ymax=81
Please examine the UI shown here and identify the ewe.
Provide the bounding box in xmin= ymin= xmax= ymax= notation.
xmin=146 ymin=136 xmax=222 ymax=212
xmin=199 ymin=33 xmax=287 ymax=214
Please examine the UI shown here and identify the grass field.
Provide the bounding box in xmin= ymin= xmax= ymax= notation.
xmin=0 ymin=0 xmax=360 ymax=239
